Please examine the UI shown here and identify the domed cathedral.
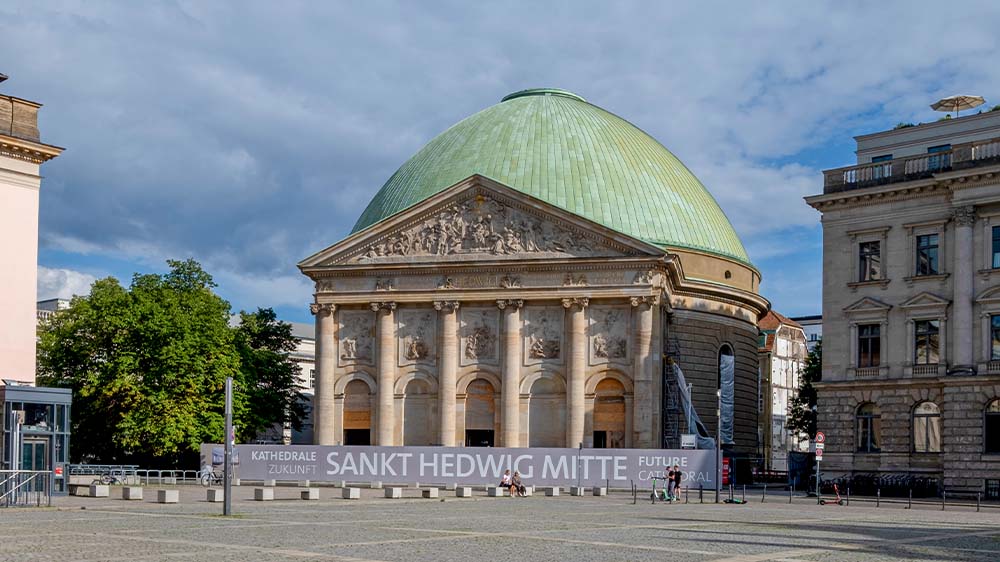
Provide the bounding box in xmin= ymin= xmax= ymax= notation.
xmin=299 ymin=89 xmax=769 ymax=454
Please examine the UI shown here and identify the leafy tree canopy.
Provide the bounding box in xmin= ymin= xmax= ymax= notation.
xmin=787 ymin=341 xmax=821 ymax=441
xmin=37 ymin=259 xmax=305 ymax=467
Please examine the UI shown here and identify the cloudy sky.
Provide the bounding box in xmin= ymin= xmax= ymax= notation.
xmin=5 ymin=1 xmax=1000 ymax=323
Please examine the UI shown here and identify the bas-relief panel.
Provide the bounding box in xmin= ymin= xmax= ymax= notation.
xmin=398 ymin=309 xmax=436 ymax=366
xmin=338 ymin=310 xmax=374 ymax=366
xmin=460 ymin=307 xmax=499 ymax=366
xmin=348 ymin=195 xmax=604 ymax=264
xmin=589 ymin=306 xmax=630 ymax=365
xmin=523 ymin=307 xmax=563 ymax=365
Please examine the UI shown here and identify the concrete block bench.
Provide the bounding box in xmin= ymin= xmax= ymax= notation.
xmin=544 ymin=486 xmax=560 ymax=497
xmin=592 ymin=487 xmax=607 ymax=496
xmin=421 ymin=488 xmax=439 ymax=499
xmin=156 ymin=489 xmax=179 ymax=504
xmin=121 ymin=486 xmax=142 ymax=500
xmin=206 ymin=489 xmax=225 ymax=503
xmin=487 ymin=487 xmax=505 ymax=497
xmin=301 ymin=488 xmax=319 ymax=500
xmin=385 ymin=487 xmax=403 ymax=499
xmin=89 ymin=484 xmax=110 ymax=498
xmin=522 ymin=486 xmax=534 ymax=497
xmin=254 ymin=487 xmax=274 ymax=501
xmin=570 ymin=486 xmax=585 ymax=496
xmin=445 ymin=483 xmax=457 ymax=491
xmin=264 ymin=479 xmax=276 ymax=487
xmin=370 ymin=481 xmax=383 ymax=489
xmin=342 ymin=487 xmax=361 ymax=499
xmin=456 ymin=487 xmax=473 ymax=497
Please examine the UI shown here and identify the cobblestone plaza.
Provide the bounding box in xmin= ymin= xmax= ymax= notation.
xmin=3 ymin=487 xmax=998 ymax=562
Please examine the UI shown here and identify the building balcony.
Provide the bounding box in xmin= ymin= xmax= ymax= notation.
xmin=823 ymin=136 xmax=1000 ymax=194
xmin=851 ymin=366 xmax=887 ymax=380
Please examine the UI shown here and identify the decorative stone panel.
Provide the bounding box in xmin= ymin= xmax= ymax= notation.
xmin=523 ymin=307 xmax=564 ymax=365
xmin=338 ymin=310 xmax=374 ymax=366
xmin=398 ymin=309 xmax=437 ymax=366
xmin=460 ymin=307 xmax=500 ymax=366
xmin=589 ymin=306 xmax=630 ymax=366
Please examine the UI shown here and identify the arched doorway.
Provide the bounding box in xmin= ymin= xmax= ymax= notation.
xmin=528 ymin=376 xmax=565 ymax=447
xmin=343 ymin=379 xmax=372 ymax=445
xmin=593 ymin=378 xmax=626 ymax=448
xmin=464 ymin=378 xmax=496 ymax=447
xmin=403 ymin=378 xmax=436 ymax=445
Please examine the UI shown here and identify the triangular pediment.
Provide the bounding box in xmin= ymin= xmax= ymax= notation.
xmin=899 ymin=291 xmax=950 ymax=309
xmin=300 ymin=175 xmax=665 ymax=268
xmin=976 ymin=286 xmax=1000 ymax=304
xmin=843 ymin=297 xmax=892 ymax=314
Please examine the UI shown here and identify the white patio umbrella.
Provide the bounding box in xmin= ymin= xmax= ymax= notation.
xmin=930 ymin=95 xmax=985 ymax=117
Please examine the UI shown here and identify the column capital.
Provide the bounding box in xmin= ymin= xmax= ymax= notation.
xmin=496 ymin=299 xmax=524 ymax=310
xmin=561 ymin=297 xmax=589 ymax=309
xmin=433 ymin=300 xmax=461 ymax=311
xmin=629 ymin=295 xmax=659 ymax=307
xmin=370 ymin=301 xmax=397 ymax=312
xmin=952 ymin=205 xmax=977 ymax=227
xmin=310 ymin=303 xmax=336 ymax=316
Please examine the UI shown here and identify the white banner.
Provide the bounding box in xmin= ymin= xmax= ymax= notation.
xmin=202 ymin=444 xmax=718 ymax=488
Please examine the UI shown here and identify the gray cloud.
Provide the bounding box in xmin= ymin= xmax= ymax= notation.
xmin=4 ymin=1 xmax=999 ymax=315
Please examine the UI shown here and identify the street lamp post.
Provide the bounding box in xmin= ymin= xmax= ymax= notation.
xmin=716 ymin=388 xmax=721 ymax=503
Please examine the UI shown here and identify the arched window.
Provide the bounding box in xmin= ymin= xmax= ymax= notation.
xmin=912 ymin=402 xmax=941 ymax=453
xmin=856 ymin=403 xmax=881 ymax=453
xmin=986 ymin=399 xmax=1000 ymax=454
xmin=718 ymin=345 xmax=735 ymax=446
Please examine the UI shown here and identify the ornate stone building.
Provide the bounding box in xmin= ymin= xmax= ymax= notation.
xmin=300 ymin=89 xmax=767 ymax=452
xmin=807 ymin=109 xmax=1000 ymax=497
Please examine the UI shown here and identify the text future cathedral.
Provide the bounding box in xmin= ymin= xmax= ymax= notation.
xmin=299 ymin=89 xmax=769 ymax=455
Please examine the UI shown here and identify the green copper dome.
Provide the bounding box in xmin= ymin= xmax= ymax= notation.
xmin=352 ymin=88 xmax=751 ymax=264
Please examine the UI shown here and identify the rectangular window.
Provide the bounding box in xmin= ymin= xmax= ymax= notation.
xmin=915 ymin=234 xmax=939 ymax=276
xmin=858 ymin=324 xmax=881 ymax=368
xmin=309 ymin=369 xmax=316 ymax=389
xmin=914 ymin=320 xmax=940 ymax=365
xmin=992 ymin=226 xmax=1000 ymax=269
xmin=987 ymin=479 xmax=1000 ymax=500
xmin=992 ymin=315 xmax=1000 ymax=361
xmin=871 ymin=154 xmax=893 ymax=163
xmin=927 ymin=144 xmax=952 ymax=171
xmin=859 ymin=241 xmax=882 ymax=282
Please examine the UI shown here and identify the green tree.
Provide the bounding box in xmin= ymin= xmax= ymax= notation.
xmin=233 ymin=308 xmax=307 ymax=442
xmin=37 ymin=259 xmax=303 ymax=467
xmin=787 ymin=341 xmax=821 ymax=441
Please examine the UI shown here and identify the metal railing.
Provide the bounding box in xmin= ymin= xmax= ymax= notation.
xmin=823 ymin=135 xmax=1000 ymax=193
xmin=1 ymin=470 xmax=53 ymax=508
xmin=69 ymin=464 xmax=203 ymax=485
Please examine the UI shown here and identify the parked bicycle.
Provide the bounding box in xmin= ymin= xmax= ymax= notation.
xmin=199 ymin=469 xmax=232 ymax=487
xmin=91 ymin=471 xmax=123 ymax=486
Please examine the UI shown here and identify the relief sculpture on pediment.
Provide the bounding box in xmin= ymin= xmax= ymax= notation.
xmin=354 ymin=195 xmax=598 ymax=262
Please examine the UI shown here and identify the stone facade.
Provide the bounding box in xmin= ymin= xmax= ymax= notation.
xmin=807 ymin=111 xmax=1000 ymax=495
xmin=300 ymin=176 xmax=768 ymax=451
xmin=758 ymin=312 xmax=809 ymax=471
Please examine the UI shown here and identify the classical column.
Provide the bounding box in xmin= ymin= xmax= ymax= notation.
xmin=498 ymin=299 xmax=523 ymax=447
xmin=563 ymin=297 xmax=589 ymax=448
xmin=372 ymin=301 xmax=397 ymax=445
xmin=952 ymin=206 xmax=976 ymax=372
xmin=631 ymin=296 xmax=654 ymax=448
xmin=311 ymin=303 xmax=336 ymax=445
xmin=434 ymin=301 xmax=460 ymax=446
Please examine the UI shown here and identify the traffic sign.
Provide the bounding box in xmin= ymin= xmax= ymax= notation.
xmin=815 ymin=448 xmax=824 ymax=461
xmin=815 ymin=431 xmax=826 ymax=444
xmin=815 ymin=442 xmax=825 ymax=450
